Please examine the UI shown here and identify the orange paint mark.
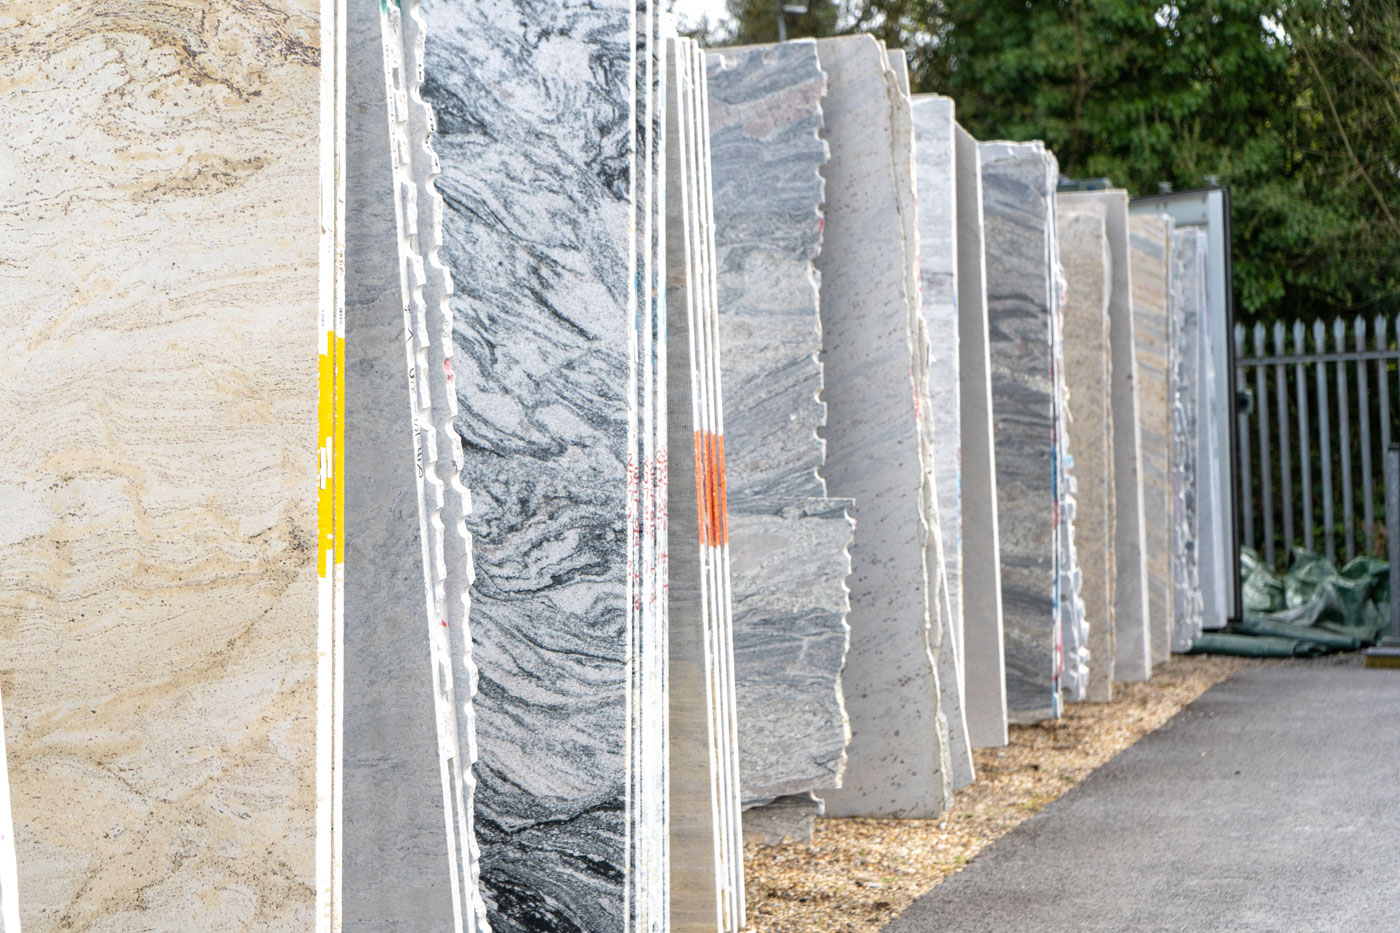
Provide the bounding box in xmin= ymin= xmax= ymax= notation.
xmin=694 ymin=430 xmax=728 ymax=546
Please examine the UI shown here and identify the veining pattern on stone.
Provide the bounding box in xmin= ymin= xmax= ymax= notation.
xmin=979 ymin=141 xmax=1061 ymax=723
xmin=812 ymin=35 xmax=948 ymax=818
xmin=0 ymin=5 xmax=323 ymax=926
xmin=1169 ymin=228 xmax=1207 ymax=652
xmin=1128 ymin=214 xmax=1175 ymax=667
xmin=706 ymin=40 xmax=856 ymax=814
xmin=1057 ymin=207 xmax=1116 ymax=702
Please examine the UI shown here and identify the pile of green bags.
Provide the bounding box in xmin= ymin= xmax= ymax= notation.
xmin=1190 ymin=547 xmax=1392 ymax=657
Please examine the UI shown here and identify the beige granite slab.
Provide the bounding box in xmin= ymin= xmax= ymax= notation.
xmin=0 ymin=4 xmax=326 ymax=928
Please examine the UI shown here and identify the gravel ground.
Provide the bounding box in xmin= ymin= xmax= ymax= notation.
xmin=741 ymin=654 xmax=1267 ymax=932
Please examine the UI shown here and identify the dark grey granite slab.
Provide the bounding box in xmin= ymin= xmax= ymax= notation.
xmin=1057 ymin=207 xmax=1116 ymax=702
xmin=1059 ymin=190 xmax=1151 ymax=683
xmin=707 ymin=39 xmax=856 ymax=822
xmin=979 ymin=141 xmax=1059 ymax=724
xmin=953 ymin=124 xmax=1009 ymax=747
xmin=421 ymin=0 xmax=649 ymax=926
xmin=811 ymin=35 xmax=947 ymax=818
xmin=1129 ymin=214 xmax=1174 ymax=667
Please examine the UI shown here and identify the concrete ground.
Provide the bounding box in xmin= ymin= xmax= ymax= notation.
xmin=884 ymin=660 xmax=1400 ymax=932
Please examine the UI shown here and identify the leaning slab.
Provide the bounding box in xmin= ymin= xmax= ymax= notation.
xmin=1059 ymin=190 xmax=1151 ymax=682
xmin=1128 ymin=214 xmax=1176 ymax=667
xmin=811 ymin=34 xmax=949 ymax=818
xmin=979 ymin=140 xmax=1061 ymax=723
xmin=1169 ymin=228 xmax=1208 ymax=651
xmin=954 ymin=125 xmax=1010 ymax=746
xmin=1057 ymin=207 xmax=1116 ymax=702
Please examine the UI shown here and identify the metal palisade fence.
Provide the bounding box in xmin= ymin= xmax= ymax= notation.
xmin=1235 ymin=316 xmax=1400 ymax=568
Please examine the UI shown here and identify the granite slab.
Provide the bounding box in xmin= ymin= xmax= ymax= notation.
xmin=953 ymin=125 xmax=1010 ymax=747
xmin=810 ymin=34 xmax=949 ymax=818
xmin=0 ymin=693 xmax=14 ymax=931
xmin=706 ymin=40 xmax=855 ymax=826
xmin=1057 ymin=208 xmax=1116 ymax=702
xmin=1058 ymin=190 xmax=1151 ymax=682
xmin=1129 ymin=214 xmax=1175 ymax=666
xmin=1169 ymin=228 xmax=1207 ymax=652
xmin=422 ymin=0 xmax=653 ymax=926
xmin=979 ymin=141 xmax=1060 ymax=723
xmin=0 ymin=4 xmax=325 ymax=926
xmin=910 ymin=92 xmax=975 ymax=787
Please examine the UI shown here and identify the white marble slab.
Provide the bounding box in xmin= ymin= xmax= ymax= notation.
xmin=810 ymin=35 xmax=949 ymax=818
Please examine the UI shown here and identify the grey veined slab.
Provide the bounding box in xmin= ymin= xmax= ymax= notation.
xmin=911 ymin=92 xmax=975 ymax=787
xmin=953 ymin=124 xmax=1009 ymax=747
xmin=1169 ymin=228 xmax=1208 ymax=652
xmin=1129 ymin=214 xmax=1175 ymax=667
xmin=979 ymin=140 xmax=1061 ymax=724
xmin=1057 ymin=207 xmax=1116 ymax=702
xmin=1059 ymin=189 xmax=1151 ymax=683
xmin=812 ymin=34 xmax=949 ymax=818
xmin=706 ymin=40 xmax=856 ymax=821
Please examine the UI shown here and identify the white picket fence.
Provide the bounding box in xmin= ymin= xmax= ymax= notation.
xmin=1235 ymin=316 xmax=1400 ymax=568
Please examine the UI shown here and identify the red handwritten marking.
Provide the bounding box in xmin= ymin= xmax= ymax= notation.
xmin=443 ymin=358 xmax=455 ymax=381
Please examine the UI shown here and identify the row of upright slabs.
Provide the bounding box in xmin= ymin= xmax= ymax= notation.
xmin=0 ymin=1 xmax=1236 ymax=931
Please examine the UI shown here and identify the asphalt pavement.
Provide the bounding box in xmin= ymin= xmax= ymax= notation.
xmin=884 ymin=661 xmax=1400 ymax=932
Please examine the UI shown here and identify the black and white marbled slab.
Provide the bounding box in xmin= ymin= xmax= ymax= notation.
xmin=953 ymin=124 xmax=1010 ymax=747
xmin=979 ymin=141 xmax=1060 ymax=724
xmin=810 ymin=35 xmax=948 ymax=818
xmin=1128 ymin=214 xmax=1175 ymax=667
xmin=706 ymin=40 xmax=856 ymax=820
xmin=420 ymin=0 xmax=642 ymax=927
xmin=727 ymin=499 xmax=854 ymax=802
xmin=1169 ymin=228 xmax=1207 ymax=652
xmin=1057 ymin=207 xmax=1116 ymax=703
xmin=1059 ymin=190 xmax=1152 ymax=683
xmin=909 ymin=91 xmax=974 ymax=790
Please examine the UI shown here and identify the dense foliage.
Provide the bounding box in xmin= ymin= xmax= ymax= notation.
xmin=702 ymin=0 xmax=1400 ymax=324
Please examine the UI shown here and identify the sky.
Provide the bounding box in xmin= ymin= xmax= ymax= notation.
xmin=671 ymin=0 xmax=732 ymax=31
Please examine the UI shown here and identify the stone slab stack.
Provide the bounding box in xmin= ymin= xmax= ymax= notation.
xmin=953 ymin=126 xmax=1011 ymax=747
xmin=1057 ymin=206 xmax=1117 ymax=702
xmin=808 ymin=34 xmax=952 ymax=818
xmin=910 ymin=93 xmax=976 ymax=782
xmin=1128 ymin=214 xmax=1176 ymax=667
xmin=979 ymin=141 xmax=1063 ymax=723
xmin=1059 ymin=189 xmax=1152 ymax=683
xmin=705 ymin=40 xmax=856 ymax=843
xmin=1169 ymin=228 xmax=1209 ymax=652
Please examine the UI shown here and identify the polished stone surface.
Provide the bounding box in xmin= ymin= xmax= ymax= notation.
xmin=953 ymin=125 xmax=1009 ymax=747
xmin=1059 ymin=190 xmax=1151 ymax=683
xmin=0 ymin=4 xmax=322 ymax=927
xmin=1129 ymin=214 xmax=1175 ymax=666
xmin=979 ymin=141 xmax=1059 ymax=723
xmin=911 ymin=93 xmax=974 ymax=786
xmin=1057 ymin=208 xmax=1116 ymax=702
xmin=811 ymin=35 xmax=948 ymax=818
xmin=422 ymin=0 xmax=643 ymax=926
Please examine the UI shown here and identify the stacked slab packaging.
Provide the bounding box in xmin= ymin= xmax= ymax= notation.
xmin=1169 ymin=229 xmax=1209 ymax=651
xmin=421 ymin=0 xmax=744 ymax=926
xmin=807 ymin=34 xmax=953 ymax=818
xmin=953 ymin=127 xmax=1011 ymax=747
xmin=910 ymin=93 xmax=976 ymax=783
xmin=0 ymin=4 xmax=346 ymax=927
xmin=979 ymin=141 xmax=1065 ymax=723
xmin=1060 ymin=190 xmax=1152 ymax=683
xmin=1057 ymin=205 xmax=1117 ymax=702
xmin=705 ymin=40 xmax=857 ymax=845
xmin=1128 ymin=214 xmax=1176 ymax=666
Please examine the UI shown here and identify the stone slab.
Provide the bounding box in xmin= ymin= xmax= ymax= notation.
xmin=1057 ymin=208 xmax=1116 ymax=702
xmin=0 ymin=5 xmax=325 ymax=926
xmin=1129 ymin=214 xmax=1175 ymax=666
xmin=809 ymin=34 xmax=947 ymax=818
xmin=1059 ymin=190 xmax=1151 ymax=682
xmin=1169 ymin=228 xmax=1208 ymax=652
xmin=953 ymin=125 xmax=1010 ymax=746
xmin=979 ymin=141 xmax=1060 ymax=723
